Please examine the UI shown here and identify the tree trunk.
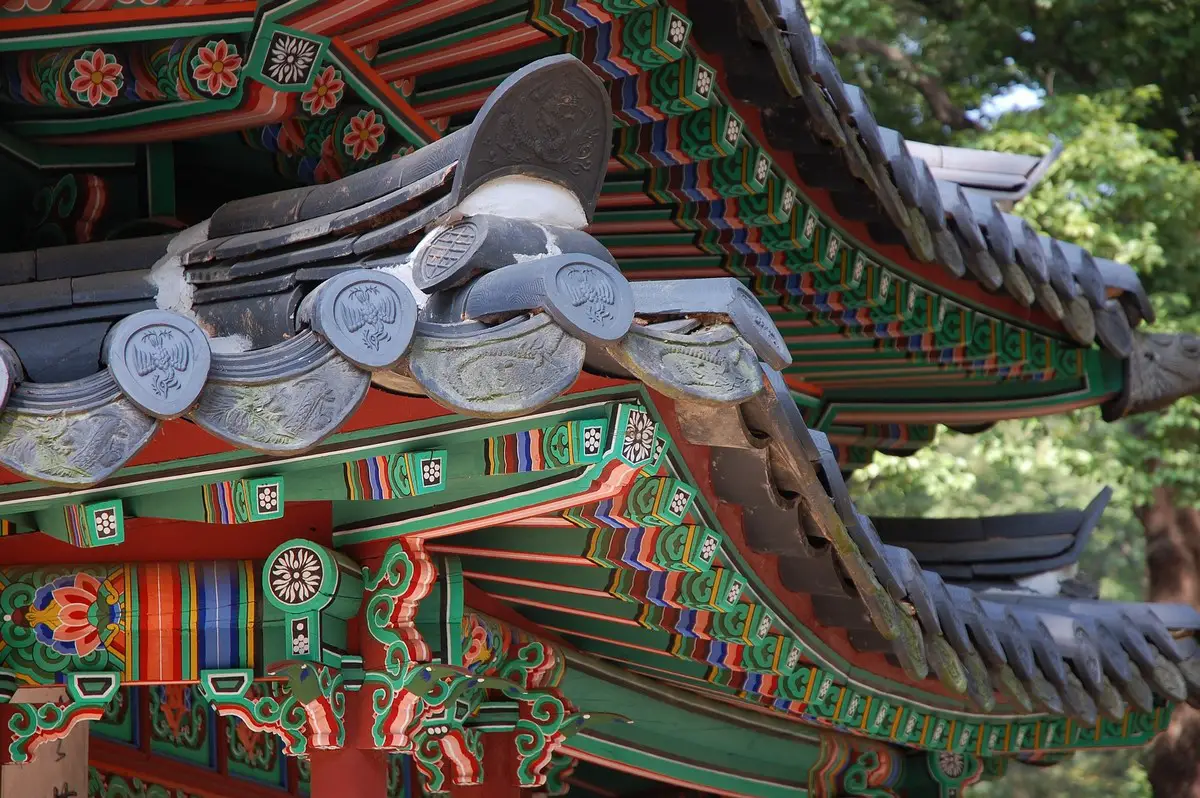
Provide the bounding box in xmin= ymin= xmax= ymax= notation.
xmin=1143 ymin=486 xmax=1200 ymax=796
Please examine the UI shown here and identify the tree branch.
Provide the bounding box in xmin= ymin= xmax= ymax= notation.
xmin=827 ymin=36 xmax=982 ymax=131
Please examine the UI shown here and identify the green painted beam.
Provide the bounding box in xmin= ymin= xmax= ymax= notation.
xmin=559 ymin=664 xmax=814 ymax=798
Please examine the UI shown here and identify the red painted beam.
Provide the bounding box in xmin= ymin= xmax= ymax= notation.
xmin=376 ymin=24 xmax=549 ymax=81
xmin=449 ymin=733 xmax=524 ymax=798
xmin=341 ymin=0 xmax=494 ymax=48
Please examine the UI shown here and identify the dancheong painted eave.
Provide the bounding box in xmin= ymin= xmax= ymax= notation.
xmin=0 ymin=3 xmax=1199 ymax=798
xmin=0 ymin=0 xmax=1182 ymax=476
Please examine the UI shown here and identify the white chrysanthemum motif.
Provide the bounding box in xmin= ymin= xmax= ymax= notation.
xmin=291 ymin=620 xmax=311 ymax=656
xmin=853 ymin=255 xmax=865 ymax=282
xmin=668 ymin=488 xmax=690 ymax=517
xmin=781 ymin=188 xmax=795 ymax=215
xmin=817 ymin=679 xmax=830 ymax=699
xmin=668 ymin=17 xmax=687 ymax=45
xmin=803 ymin=213 xmax=817 ymax=239
xmin=622 ymin=410 xmax=656 ymax=463
xmin=725 ymin=580 xmax=742 ymax=605
xmin=904 ymin=715 xmax=917 ymax=734
xmin=756 ymin=615 xmax=772 ymax=638
xmin=786 ymin=647 xmax=801 ymax=669
xmin=826 ymin=236 xmax=839 ymax=262
xmin=755 ymin=155 xmax=770 ymax=184
xmin=422 ymin=458 xmax=442 ymax=486
xmin=269 ymin=547 xmax=323 ymax=605
xmin=939 ymin=301 xmax=948 ymax=324
xmin=258 ymin=483 xmax=280 ymax=513
xmin=847 ymin=696 xmax=860 ymax=717
xmin=266 ymin=33 xmax=318 ymax=85
xmin=699 ymin=535 xmax=718 ymax=562
xmin=908 ymin=285 xmax=918 ymax=311
xmin=583 ymin=425 xmax=603 ymax=454
xmin=695 ymin=67 xmax=712 ymax=97
xmin=879 ymin=272 xmax=891 ymax=298
xmin=94 ymin=509 xmax=118 ymax=539
xmin=724 ymin=116 xmax=742 ymax=146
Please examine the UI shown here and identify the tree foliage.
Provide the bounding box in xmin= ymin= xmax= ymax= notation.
xmin=808 ymin=0 xmax=1200 ymax=158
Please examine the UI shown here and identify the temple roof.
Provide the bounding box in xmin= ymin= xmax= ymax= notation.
xmin=0 ymin=0 xmax=1179 ymax=480
xmin=905 ymin=139 xmax=1065 ymax=206
xmin=0 ymin=54 xmax=1195 ymax=750
xmin=872 ymin=489 xmax=1108 ymax=594
xmin=697 ymin=0 xmax=1143 ymax=357
xmin=5 ymin=3 xmax=1200 ymax=788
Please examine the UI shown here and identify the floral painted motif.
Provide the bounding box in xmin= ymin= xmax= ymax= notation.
xmin=18 ymin=573 xmax=119 ymax=657
xmin=421 ymin=457 xmax=442 ymax=487
xmin=268 ymin=546 xmax=323 ymax=605
xmin=158 ymin=685 xmax=192 ymax=739
xmin=723 ymin=114 xmax=742 ymax=147
xmin=622 ymin=409 xmax=656 ymax=463
xmin=191 ymin=40 xmax=242 ymax=97
xmin=150 ymin=685 xmax=208 ymax=751
xmin=754 ymin=154 xmax=770 ymax=184
xmin=70 ymin=49 xmax=123 ymax=107
xmin=342 ymin=110 xmax=386 ymax=161
xmin=462 ymin=615 xmax=500 ymax=673
xmin=300 ymin=65 xmax=344 ymax=116
xmin=234 ymin=716 xmax=265 ymax=760
xmin=667 ymin=16 xmax=688 ymax=45
xmin=265 ymin=32 xmax=318 ymax=85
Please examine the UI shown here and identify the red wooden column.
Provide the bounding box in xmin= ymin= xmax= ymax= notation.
xmin=449 ymin=733 xmax=524 ymax=798
xmin=310 ymin=693 xmax=388 ymax=798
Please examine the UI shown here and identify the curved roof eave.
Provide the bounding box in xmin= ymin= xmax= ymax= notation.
xmin=703 ymin=0 xmax=1144 ymax=359
xmin=906 ymin=138 xmax=1065 ymax=205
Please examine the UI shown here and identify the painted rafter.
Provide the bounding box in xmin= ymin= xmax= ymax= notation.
xmin=354 ymin=7 xmax=1104 ymax=453
xmin=409 ymin=394 xmax=1170 ymax=759
xmin=1 ymin=386 xmax=1137 ymax=767
xmin=0 ymin=398 xmax=1181 ymax=783
xmin=0 ymin=0 xmax=1119 ymax=469
xmin=0 ymin=4 xmax=255 ymax=52
xmin=0 ymin=37 xmax=1186 ymax=798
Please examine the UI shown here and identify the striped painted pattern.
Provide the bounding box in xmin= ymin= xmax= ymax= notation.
xmin=483 ymin=429 xmax=546 ymax=475
xmin=345 ymin=454 xmax=405 ymax=501
xmin=133 ymin=560 xmax=260 ymax=682
xmin=202 ymin=481 xmax=240 ymax=524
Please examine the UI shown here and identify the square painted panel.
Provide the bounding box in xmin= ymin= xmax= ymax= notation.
xmin=247 ymin=477 xmax=284 ymax=521
xmin=246 ymin=25 xmax=328 ymax=92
